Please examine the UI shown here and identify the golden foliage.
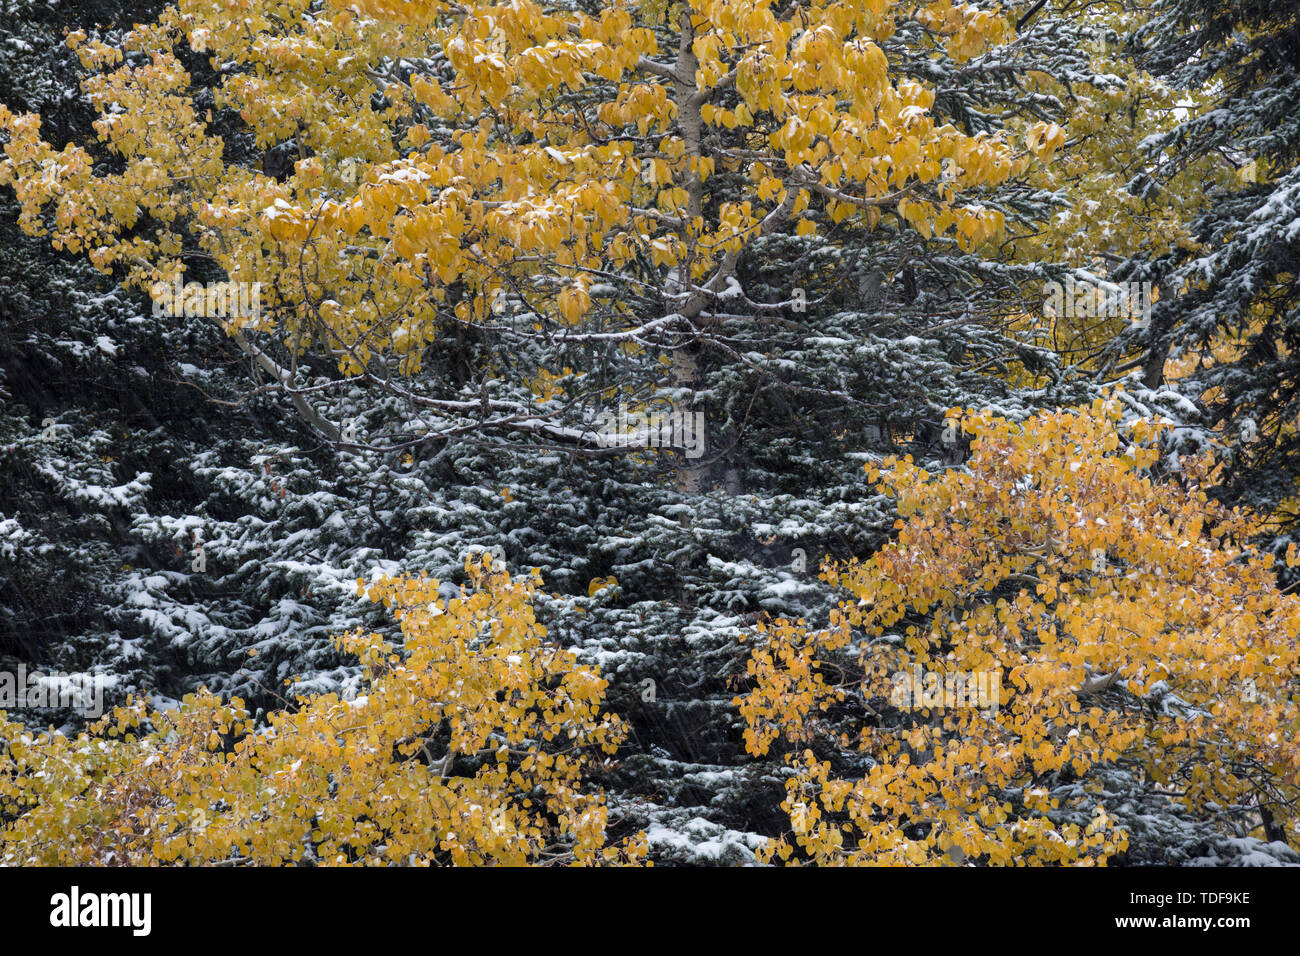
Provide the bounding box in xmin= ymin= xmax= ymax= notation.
xmin=0 ymin=558 xmax=647 ymax=866
xmin=739 ymin=401 xmax=1300 ymax=864
xmin=1001 ymin=3 xmax=1242 ymax=378
xmin=0 ymin=0 xmax=1038 ymax=376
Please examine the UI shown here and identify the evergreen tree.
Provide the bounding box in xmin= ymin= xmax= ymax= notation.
xmin=0 ymin=0 xmax=1294 ymax=866
xmin=1129 ymin=0 xmax=1300 ymax=555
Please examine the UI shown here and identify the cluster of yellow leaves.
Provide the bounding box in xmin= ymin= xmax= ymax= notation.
xmin=912 ymin=0 xmax=1015 ymax=63
xmin=525 ymin=365 xmax=581 ymax=402
xmin=587 ymin=575 xmax=620 ymax=597
xmin=0 ymin=0 xmax=1046 ymax=378
xmin=0 ymin=558 xmax=647 ymax=866
xmin=1011 ymin=5 xmax=1223 ymax=268
xmin=1002 ymin=3 xmax=1245 ymax=379
xmin=739 ymin=400 xmax=1300 ymax=864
